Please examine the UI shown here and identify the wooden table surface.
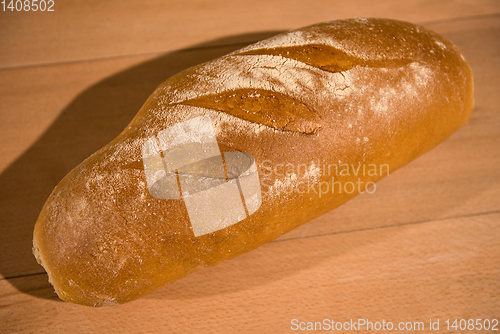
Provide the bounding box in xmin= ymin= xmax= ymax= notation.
xmin=1 ymin=1 xmax=499 ymax=333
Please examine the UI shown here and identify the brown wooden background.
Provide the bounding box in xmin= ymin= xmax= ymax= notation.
xmin=1 ymin=1 xmax=499 ymax=333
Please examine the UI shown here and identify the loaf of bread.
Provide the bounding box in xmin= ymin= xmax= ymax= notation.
xmin=32 ymin=18 xmax=474 ymax=306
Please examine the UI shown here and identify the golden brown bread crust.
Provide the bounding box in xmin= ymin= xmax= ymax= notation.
xmin=32 ymin=18 xmax=474 ymax=306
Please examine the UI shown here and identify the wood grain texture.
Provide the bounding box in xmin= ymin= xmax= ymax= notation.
xmin=0 ymin=0 xmax=500 ymax=69
xmin=1 ymin=213 xmax=499 ymax=333
xmin=0 ymin=0 xmax=499 ymax=332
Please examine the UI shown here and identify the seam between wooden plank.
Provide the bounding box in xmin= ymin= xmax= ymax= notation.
xmin=1 ymin=209 xmax=499 ymax=282
xmin=1 ymin=12 xmax=499 ymax=73
xmin=419 ymin=11 xmax=500 ymax=27
xmin=0 ymin=272 xmax=46 ymax=281
xmin=272 ymin=209 xmax=500 ymax=243
xmin=0 ymin=42 xmax=257 ymax=73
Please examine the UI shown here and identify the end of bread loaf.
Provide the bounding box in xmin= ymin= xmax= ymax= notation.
xmin=33 ymin=18 xmax=473 ymax=306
